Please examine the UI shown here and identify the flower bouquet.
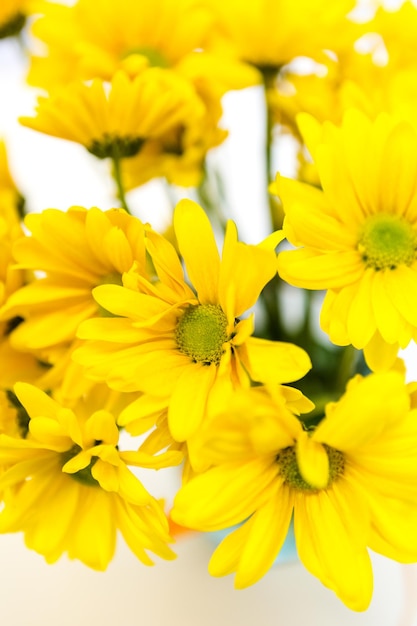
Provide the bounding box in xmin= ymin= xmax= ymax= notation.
xmin=1 ymin=0 xmax=417 ymax=614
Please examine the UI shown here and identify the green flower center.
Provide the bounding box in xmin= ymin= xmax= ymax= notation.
xmin=61 ymin=445 xmax=100 ymax=487
xmin=277 ymin=444 xmax=344 ymax=492
xmin=175 ymin=304 xmax=228 ymax=365
xmin=87 ymin=133 xmax=144 ymax=159
xmin=122 ymin=47 xmax=169 ymax=68
xmin=0 ymin=12 xmax=26 ymax=39
xmin=358 ymin=214 xmax=417 ymax=271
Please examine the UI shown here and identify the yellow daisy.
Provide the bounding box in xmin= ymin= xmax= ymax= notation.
xmin=27 ymin=0 xmax=257 ymax=89
xmin=274 ymin=110 xmax=417 ymax=371
xmin=121 ymin=77 xmax=228 ymax=188
xmin=0 ymin=146 xmax=44 ymax=389
xmin=28 ymin=0 xmax=214 ymax=86
xmin=0 ymin=0 xmax=30 ymax=39
xmin=24 ymin=1 xmax=258 ymax=188
xmin=171 ymin=372 xmax=417 ymax=610
xmin=0 ymin=206 xmax=150 ymax=398
xmin=74 ymin=199 xmax=311 ymax=442
xmin=206 ymin=0 xmax=356 ymax=70
xmin=0 ymin=382 xmax=181 ymax=569
xmin=0 ymin=140 xmax=25 ymax=224
xmin=20 ymin=69 xmax=204 ymax=161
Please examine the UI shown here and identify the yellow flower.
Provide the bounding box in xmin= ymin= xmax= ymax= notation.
xmin=74 ymin=199 xmax=311 ymax=442
xmin=20 ymin=69 xmax=204 ymax=161
xmin=274 ymin=110 xmax=417 ymax=371
xmin=371 ymin=1 xmax=417 ymax=69
xmin=27 ymin=0 xmax=257 ymax=89
xmin=0 ymin=0 xmax=30 ymax=39
xmin=122 ymin=78 xmax=228 ymax=188
xmin=0 ymin=382 xmax=181 ymax=569
xmin=0 ymin=140 xmax=25 ymax=224
xmin=24 ymin=0 xmax=258 ymax=186
xmin=171 ymin=372 xmax=417 ymax=610
xmin=206 ymin=0 xmax=356 ymax=69
xmin=0 ymin=143 xmax=44 ymax=389
xmin=28 ymin=0 xmax=215 ymax=86
xmin=0 ymin=206 xmax=150 ymax=398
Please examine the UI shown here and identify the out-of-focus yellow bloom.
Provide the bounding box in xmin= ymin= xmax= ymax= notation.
xmin=0 ymin=141 xmax=43 ymax=389
xmin=74 ymin=199 xmax=311 ymax=442
xmin=0 ymin=206 xmax=151 ymax=399
xmin=122 ymin=78 xmax=227 ymax=188
xmin=25 ymin=0 xmax=258 ymax=187
xmin=0 ymin=382 xmax=181 ymax=569
xmin=370 ymin=1 xmax=417 ymax=68
xmin=205 ymin=0 xmax=357 ymax=70
xmin=27 ymin=0 xmax=258 ymax=88
xmin=0 ymin=0 xmax=32 ymax=39
xmin=274 ymin=110 xmax=417 ymax=371
xmin=172 ymin=372 xmax=417 ymax=610
xmin=28 ymin=0 xmax=215 ymax=86
xmin=20 ymin=70 xmax=205 ymax=161
xmin=269 ymin=3 xmax=417 ymax=160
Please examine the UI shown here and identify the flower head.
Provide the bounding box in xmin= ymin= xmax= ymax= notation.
xmin=74 ymin=199 xmax=311 ymax=442
xmin=0 ymin=0 xmax=30 ymax=39
xmin=274 ymin=110 xmax=417 ymax=370
xmin=20 ymin=70 xmax=204 ymax=162
xmin=171 ymin=372 xmax=417 ymax=610
xmin=0 ymin=206 xmax=151 ymax=398
xmin=206 ymin=0 xmax=356 ymax=70
xmin=0 ymin=382 xmax=181 ymax=569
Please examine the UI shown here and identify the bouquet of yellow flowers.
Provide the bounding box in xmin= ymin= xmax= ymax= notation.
xmin=1 ymin=0 xmax=417 ymax=613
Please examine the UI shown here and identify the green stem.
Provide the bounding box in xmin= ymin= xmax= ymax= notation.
xmin=260 ymin=66 xmax=282 ymax=233
xmin=196 ymin=165 xmax=228 ymax=232
xmin=112 ymin=154 xmax=131 ymax=214
xmin=335 ymin=344 xmax=358 ymax=392
xmin=257 ymin=66 xmax=288 ymax=341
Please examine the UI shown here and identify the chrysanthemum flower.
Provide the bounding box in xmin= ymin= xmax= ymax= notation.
xmin=28 ymin=0 xmax=214 ymax=86
xmin=171 ymin=372 xmax=417 ymax=610
xmin=20 ymin=69 xmax=204 ymax=161
xmin=27 ymin=0 xmax=257 ymax=88
xmin=121 ymin=78 xmax=228 ymax=188
xmin=0 ymin=382 xmax=181 ymax=569
xmin=0 ymin=206 xmax=150 ymax=398
xmin=0 ymin=0 xmax=30 ymax=39
xmin=25 ymin=0 xmax=258 ymax=187
xmin=74 ymin=199 xmax=311 ymax=442
xmin=205 ymin=0 xmax=356 ymax=70
xmin=274 ymin=110 xmax=417 ymax=370
xmin=0 ymin=145 xmax=43 ymax=389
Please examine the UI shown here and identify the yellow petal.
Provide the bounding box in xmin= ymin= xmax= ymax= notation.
xmin=14 ymin=382 xmax=60 ymax=420
xmin=168 ymin=362 xmax=217 ymax=441
xmin=233 ymin=484 xmax=294 ymax=588
xmin=241 ymin=337 xmax=311 ymax=384
xmin=278 ymin=248 xmax=364 ymax=290
xmin=371 ymin=271 xmax=405 ymax=344
xmin=346 ymin=269 xmax=376 ymax=348
xmin=313 ymin=372 xmax=409 ymax=450
xmin=384 ymin=266 xmax=417 ymax=327
xmin=172 ymin=458 xmax=276 ymax=531
xmin=296 ymin=431 xmax=329 ymax=489
xmin=363 ymin=331 xmax=399 ymax=372
xmin=173 ymin=199 xmax=220 ymax=304
xmin=294 ymin=489 xmax=373 ymax=611
xmin=66 ymin=487 xmax=116 ymax=570
xmin=219 ymin=221 xmax=278 ymax=320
